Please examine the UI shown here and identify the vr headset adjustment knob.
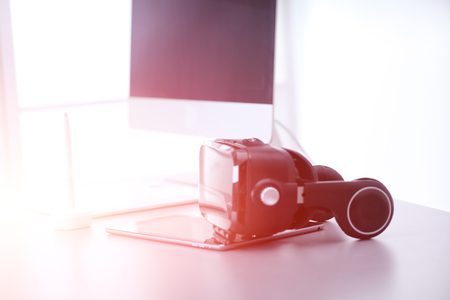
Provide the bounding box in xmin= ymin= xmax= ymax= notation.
xmin=260 ymin=187 xmax=280 ymax=206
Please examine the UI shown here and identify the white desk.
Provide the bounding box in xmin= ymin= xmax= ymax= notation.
xmin=1 ymin=200 xmax=449 ymax=300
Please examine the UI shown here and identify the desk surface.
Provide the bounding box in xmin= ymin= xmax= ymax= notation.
xmin=1 ymin=200 xmax=449 ymax=300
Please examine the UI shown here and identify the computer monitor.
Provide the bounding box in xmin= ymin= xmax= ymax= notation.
xmin=128 ymin=0 xmax=276 ymax=143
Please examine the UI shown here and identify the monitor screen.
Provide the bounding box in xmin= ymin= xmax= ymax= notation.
xmin=129 ymin=0 xmax=276 ymax=142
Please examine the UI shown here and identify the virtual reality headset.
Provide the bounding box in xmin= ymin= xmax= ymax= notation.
xmin=199 ymin=138 xmax=393 ymax=242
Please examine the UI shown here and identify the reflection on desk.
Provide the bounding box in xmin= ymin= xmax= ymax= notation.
xmin=0 ymin=200 xmax=449 ymax=300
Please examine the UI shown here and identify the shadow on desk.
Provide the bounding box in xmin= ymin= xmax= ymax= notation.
xmin=103 ymin=217 xmax=395 ymax=300
xmin=201 ymin=221 xmax=394 ymax=300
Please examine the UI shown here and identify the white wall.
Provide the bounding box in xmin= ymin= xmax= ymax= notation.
xmin=275 ymin=0 xmax=450 ymax=211
xmin=9 ymin=0 xmax=131 ymax=108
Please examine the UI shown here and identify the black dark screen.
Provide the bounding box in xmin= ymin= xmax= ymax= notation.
xmin=130 ymin=0 xmax=276 ymax=104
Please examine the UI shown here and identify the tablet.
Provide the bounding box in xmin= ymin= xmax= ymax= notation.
xmin=106 ymin=213 xmax=324 ymax=251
